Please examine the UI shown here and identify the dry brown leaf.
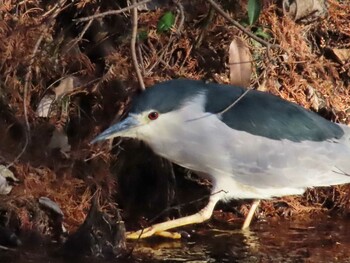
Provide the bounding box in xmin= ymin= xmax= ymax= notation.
xmin=331 ymin=48 xmax=350 ymax=64
xmin=257 ymin=79 xmax=268 ymax=92
xmin=282 ymin=0 xmax=327 ymax=22
xmin=306 ymin=85 xmax=320 ymax=111
xmin=228 ymin=38 xmax=252 ymax=87
xmin=54 ymin=76 xmax=79 ymax=100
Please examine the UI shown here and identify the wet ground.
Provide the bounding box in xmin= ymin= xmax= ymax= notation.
xmin=1 ymin=216 xmax=350 ymax=262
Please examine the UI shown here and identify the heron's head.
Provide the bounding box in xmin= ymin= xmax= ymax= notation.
xmin=91 ymin=79 xmax=209 ymax=144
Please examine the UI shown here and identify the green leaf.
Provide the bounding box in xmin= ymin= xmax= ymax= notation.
xmin=138 ymin=30 xmax=148 ymax=41
xmin=157 ymin=11 xmax=175 ymax=32
xmin=255 ymin=28 xmax=271 ymax=40
xmin=239 ymin=19 xmax=249 ymax=27
xmin=248 ymin=0 xmax=261 ymax=25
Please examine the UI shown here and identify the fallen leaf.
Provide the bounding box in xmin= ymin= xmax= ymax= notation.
xmin=49 ymin=129 xmax=71 ymax=156
xmin=331 ymin=48 xmax=350 ymax=64
xmin=36 ymin=94 xmax=55 ymax=118
xmin=54 ymin=76 xmax=80 ymax=100
xmin=306 ymin=85 xmax=320 ymax=111
xmin=0 ymin=165 xmax=18 ymax=195
xmin=257 ymin=79 xmax=267 ymax=92
xmin=282 ymin=0 xmax=327 ymax=22
xmin=229 ymin=38 xmax=252 ymax=87
xmin=39 ymin=197 xmax=64 ymax=217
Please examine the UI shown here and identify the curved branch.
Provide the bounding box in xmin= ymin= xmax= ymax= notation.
xmin=206 ymin=0 xmax=280 ymax=49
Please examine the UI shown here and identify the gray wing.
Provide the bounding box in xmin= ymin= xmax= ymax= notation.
xmin=227 ymin=124 xmax=350 ymax=189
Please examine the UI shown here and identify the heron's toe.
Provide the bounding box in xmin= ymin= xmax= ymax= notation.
xmin=126 ymin=227 xmax=182 ymax=239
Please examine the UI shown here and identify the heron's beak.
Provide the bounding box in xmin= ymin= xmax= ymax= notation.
xmin=91 ymin=115 xmax=139 ymax=143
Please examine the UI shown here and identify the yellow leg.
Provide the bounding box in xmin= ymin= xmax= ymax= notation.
xmin=127 ymin=193 xmax=223 ymax=239
xmin=242 ymin=199 xmax=260 ymax=230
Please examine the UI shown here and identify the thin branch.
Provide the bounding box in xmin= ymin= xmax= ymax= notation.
xmin=186 ymin=88 xmax=252 ymax=122
xmin=130 ymin=0 xmax=145 ymax=91
xmin=75 ymin=0 xmax=152 ymax=22
xmin=24 ymin=34 xmax=44 ymax=134
xmin=65 ymin=10 xmax=96 ymax=53
xmin=218 ymin=89 xmax=251 ymax=115
xmin=141 ymin=43 xmax=172 ymax=75
xmin=144 ymin=2 xmax=185 ymax=75
xmin=0 ymin=245 xmax=16 ymax=251
xmin=174 ymin=0 xmax=185 ymax=34
xmin=11 ymin=33 xmax=45 ymax=169
xmin=145 ymin=6 xmax=184 ymax=75
xmin=137 ymin=44 xmax=145 ymax=75
xmin=145 ymin=37 xmax=173 ymax=75
xmin=6 ymin=0 xmax=67 ymax=169
xmin=206 ymin=0 xmax=280 ymax=49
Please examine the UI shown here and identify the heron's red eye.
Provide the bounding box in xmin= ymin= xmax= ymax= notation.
xmin=148 ymin=111 xmax=159 ymax=120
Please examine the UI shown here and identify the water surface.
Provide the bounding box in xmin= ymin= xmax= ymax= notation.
xmin=1 ymin=217 xmax=350 ymax=262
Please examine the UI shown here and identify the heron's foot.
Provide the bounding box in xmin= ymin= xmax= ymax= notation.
xmin=126 ymin=227 xmax=182 ymax=239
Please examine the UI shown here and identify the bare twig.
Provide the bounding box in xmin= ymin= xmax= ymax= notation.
xmin=75 ymin=0 xmax=152 ymax=22
xmin=137 ymin=44 xmax=145 ymax=75
xmin=174 ymin=0 xmax=185 ymax=34
xmin=6 ymin=1 xmax=68 ymax=169
xmin=141 ymin=43 xmax=171 ymax=75
xmin=206 ymin=0 xmax=280 ymax=49
xmin=85 ymin=140 xmax=123 ymax=162
xmin=146 ymin=37 xmax=174 ymax=75
xmin=65 ymin=9 xmax=97 ymax=53
xmin=186 ymin=87 xmax=252 ymax=122
xmin=24 ymin=34 xmax=44 ymax=134
xmin=10 ymin=34 xmax=45 ymax=169
xmin=178 ymin=45 xmax=193 ymax=72
xmin=42 ymin=1 xmax=72 ymax=18
xmin=218 ymin=89 xmax=251 ymax=115
xmin=0 ymin=245 xmax=16 ymax=251
xmin=147 ymin=1 xmax=185 ymax=74
xmin=130 ymin=0 xmax=145 ymax=91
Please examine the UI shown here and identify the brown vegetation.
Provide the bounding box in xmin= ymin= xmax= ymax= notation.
xmin=0 ymin=0 xmax=349 ymax=247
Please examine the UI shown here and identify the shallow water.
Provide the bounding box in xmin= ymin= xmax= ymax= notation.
xmin=2 ymin=217 xmax=350 ymax=262
xmin=133 ymin=217 xmax=350 ymax=262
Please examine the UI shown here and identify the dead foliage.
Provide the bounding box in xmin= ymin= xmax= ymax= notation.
xmin=0 ymin=0 xmax=349 ymax=242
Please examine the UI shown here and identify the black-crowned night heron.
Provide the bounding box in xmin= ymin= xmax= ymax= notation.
xmin=92 ymin=79 xmax=350 ymax=239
